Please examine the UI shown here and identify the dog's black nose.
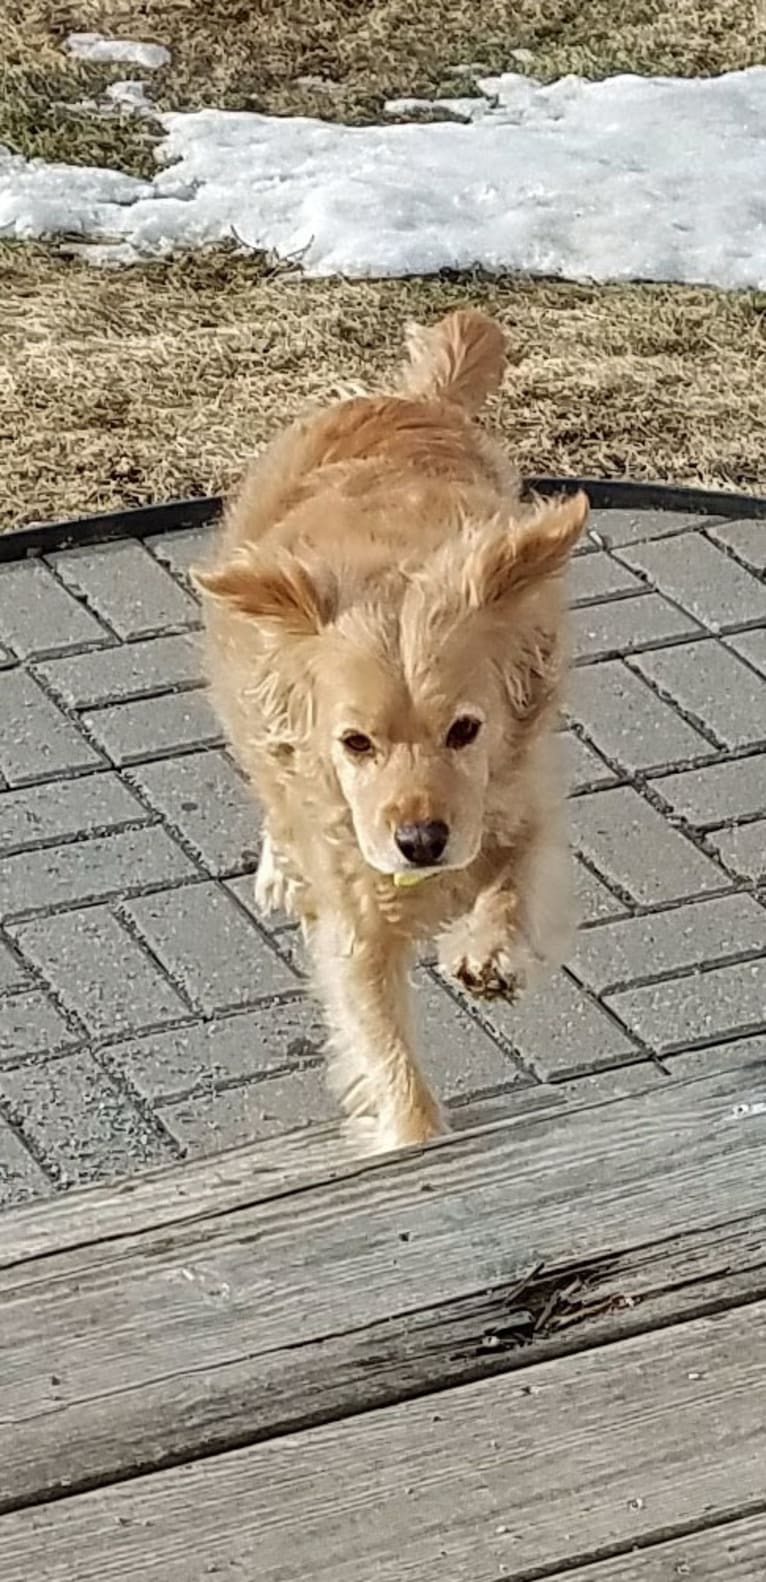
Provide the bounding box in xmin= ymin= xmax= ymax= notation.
xmin=394 ymin=819 xmax=449 ymax=867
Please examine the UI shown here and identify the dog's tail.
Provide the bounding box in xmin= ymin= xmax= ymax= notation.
xmin=399 ymin=308 xmax=506 ymax=414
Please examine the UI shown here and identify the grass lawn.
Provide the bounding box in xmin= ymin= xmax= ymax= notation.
xmin=2 ymin=0 xmax=765 ymax=526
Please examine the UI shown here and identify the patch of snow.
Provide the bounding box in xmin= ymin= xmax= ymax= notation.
xmin=0 ymin=145 xmax=151 ymax=241
xmin=105 ymin=80 xmax=157 ymax=116
xmin=1 ymin=68 xmax=765 ymax=289
xmin=295 ymin=74 xmax=339 ymax=91
xmin=65 ymin=32 xmax=170 ymax=69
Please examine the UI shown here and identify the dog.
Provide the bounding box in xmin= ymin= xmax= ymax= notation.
xmin=194 ymin=309 xmax=587 ymax=1154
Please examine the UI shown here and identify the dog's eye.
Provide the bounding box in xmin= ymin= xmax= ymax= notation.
xmin=446 ymin=715 xmax=482 ymax=750
xmin=341 ymin=731 xmax=375 ymax=757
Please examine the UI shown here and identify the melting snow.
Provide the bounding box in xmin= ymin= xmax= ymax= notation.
xmin=64 ymin=32 xmax=171 ymax=69
xmin=104 ymin=80 xmax=157 ymax=116
xmin=1 ymin=68 xmax=764 ymax=286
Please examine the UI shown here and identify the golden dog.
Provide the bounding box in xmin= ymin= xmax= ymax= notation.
xmin=195 ymin=309 xmax=587 ymax=1153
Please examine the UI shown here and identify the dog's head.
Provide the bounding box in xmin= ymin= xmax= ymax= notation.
xmin=196 ymin=492 xmax=587 ymax=878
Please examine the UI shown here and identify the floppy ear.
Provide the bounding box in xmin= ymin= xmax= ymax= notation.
xmin=463 ymin=491 xmax=589 ymax=608
xmin=193 ymin=548 xmax=335 ymax=635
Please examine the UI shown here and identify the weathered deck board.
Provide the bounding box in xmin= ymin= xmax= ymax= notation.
xmin=0 ymin=1072 xmax=653 ymax=1267
xmin=547 ymin=1513 xmax=766 ymax=1579
xmin=3 ymin=1302 xmax=764 ymax=1582
xmin=2 ymin=1062 xmax=765 ymax=1511
xmin=0 ymin=1120 xmax=351 ymax=1267
xmin=4 ymin=1213 xmax=766 ymax=1513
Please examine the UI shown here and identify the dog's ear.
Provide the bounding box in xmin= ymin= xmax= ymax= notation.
xmin=193 ymin=549 xmax=336 ymax=635
xmin=463 ymin=491 xmax=588 ymax=608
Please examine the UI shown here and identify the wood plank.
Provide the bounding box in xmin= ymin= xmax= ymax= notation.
xmin=0 ymin=1121 xmax=351 ymax=1267
xmin=4 ymin=1209 xmax=766 ymax=1515
xmin=3 ymin=1302 xmax=765 ymax=1581
xmin=2 ymin=1064 xmax=765 ymax=1511
xmin=545 ymin=1512 xmax=766 ymax=1579
xmin=0 ymin=1072 xmax=655 ymax=1266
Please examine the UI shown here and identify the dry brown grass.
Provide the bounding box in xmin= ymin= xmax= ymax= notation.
xmin=2 ymin=1 xmax=764 ymax=527
xmin=2 ymin=2 xmax=159 ymax=172
xmin=3 ymin=245 xmax=764 ymax=528
xmin=51 ymin=0 xmax=766 ymax=115
xmin=3 ymin=2 xmax=764 ymax=174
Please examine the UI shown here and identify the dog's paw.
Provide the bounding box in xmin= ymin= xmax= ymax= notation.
xmin=440 ymin=920 xmax=535 ymax=1002
xmin=344 ymin=1101 xmax=449 ymax=1157
xmin=253 ymin=834 xmax=296 ymax=917
xmin=335 ymin=1063 xmax=448 ymax=1156
xmin=378 ymin=1097 xmax=449 ymax=1153
xmin=455 ymin=945 xmax=524 ymax=1000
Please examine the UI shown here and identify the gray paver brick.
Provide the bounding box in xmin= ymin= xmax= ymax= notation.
xmin=124 ymin=882 xmax=297 ymax=1013
xmin=36 ymin=633 xmax=204 ymax=709
xmin=12 ymin=907 xmax=189 ymax=1038
xmin=0 ymin=1051 xmax=173 ymax=1186
xmin=121 ymin=999 xmax=326 ymax=1102
xmin=653 ymin=758 xmax=766 ymax=827
xmin=456 ymin=1059 xmax=662 ymax=1130
xmin=0 ymin=670 xmax=102 ymax=785
xmin=708 ymin=520 xmax=766 ymax=573
xmin=416 ymin=970 xmax=521 ymax=1096
xmin=728 ymin=628 xmax=766 ymax=678
xmin=147 ymin=526 xmax=212 ymax=587
xmin=706 ymin=821 xmax=766 ymax=884
xmin=159 ymin=1066 xmax=334 ymax=1153
xmin=226 ymin=872 xmax=294 ymax=932
xmin=574 ymin=858 xmax=627 ymax=924
xmin=668 ymin=1033 xmax=766 ymax=1079
xmin=570 ymin=894 xmax=766 ymax=995
xmin=128 ymin=750 xmax=261 ymax=873
xmin=618 ymin=533 xmax=766 ymax=629
xmin=571 ymin=592 xmax=700 ymax=662
xmin=606 ymin=958 xmax=766 ymax=1054
xmin=589 ymin=509 xmax=708 ymax=548
xmin=0 ymin=938 xmax=31 ymax=994
xmin=568 ymin=553 xmax=643 ymax=605
xmin=0 ymin=561 xmax=110 ymax=658
xmin=550 ymin=1061 xmax=663 ymax=1103
xmin=569 ymin=787 xmax=724 ymax=905
xmin=52 ymin=540 xmax=199 ymax=638
xmin=0 ymin=989 xmax=78 ymax=1063
xmin=445 ymin=968 xmax=638 ymax=1081
xmin=630 ymin=641 xmax=766 ymax=750
xmin=82 ymin=690 xmax=221 ymax=765
xmin=0 ymin=771 xmax=148 ymax=855
xmin=568 ymin=660 xmax=710 ymax=772
xmin=0 ymin=826 xmax=196 ymax=919
xmin=562 ymin=732 xmax=616 ymax=793
xmin=0 ymin=1121 xmax=53 ymax=1207
xmin=2 ymin=510 xmax=764 ymax=1210
xmin=262 ymin=923 xmax=306 ymax=976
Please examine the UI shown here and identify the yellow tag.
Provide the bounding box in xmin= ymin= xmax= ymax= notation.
xmin=392 ymin=870 xmax=436 ymax=890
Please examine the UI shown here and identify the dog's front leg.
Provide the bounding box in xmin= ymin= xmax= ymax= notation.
xmin=253 ymin=825 xmax=304 ymax=920
xmin=310 ymin=916 xmax=446 ymax=1155
xmin=439 ymin=816 xmax=574 ymax=1001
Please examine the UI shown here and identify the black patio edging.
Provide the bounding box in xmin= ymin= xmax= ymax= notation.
xmin=2 ymin=476 xmax=764 ymax=564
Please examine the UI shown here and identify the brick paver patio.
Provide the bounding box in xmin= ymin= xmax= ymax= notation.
xmin=0 ymin=505 xmax=764 ymax=1206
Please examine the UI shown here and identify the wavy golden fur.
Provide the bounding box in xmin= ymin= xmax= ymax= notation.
xmin=195 ymin=309 xmax=588 ymax=1153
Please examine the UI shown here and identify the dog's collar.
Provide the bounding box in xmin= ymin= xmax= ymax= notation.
xmin=392 ymin=869 xmax=439 ymax=890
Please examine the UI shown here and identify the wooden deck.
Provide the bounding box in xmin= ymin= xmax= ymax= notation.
xmin=2 ymin=1052 xmax=765 ymax=1580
